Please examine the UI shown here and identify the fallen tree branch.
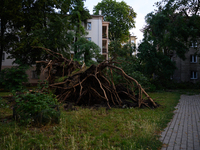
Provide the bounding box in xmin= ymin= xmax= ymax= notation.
xmin=36 ymin=48 xmax=159 ymax=109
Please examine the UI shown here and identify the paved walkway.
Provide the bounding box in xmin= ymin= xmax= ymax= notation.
xmin=160 ymin=94 xmax=200 ymax=150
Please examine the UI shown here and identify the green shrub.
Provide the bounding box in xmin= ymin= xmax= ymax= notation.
xmin=0 ymin=96 xmax=8 ymax=109
xmin=151 ymin=79 xmax=200 ymax=90
xmin=0 ymin=66 xmax=28 ymax=91
xmin=176 ymin=82 xmax=200 ymax=89
xmin=13 ymin=90 xmax=60 ymax=126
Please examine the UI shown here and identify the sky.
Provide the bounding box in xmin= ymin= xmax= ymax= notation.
xmin=84 ymin=0 xmax=159 ymax=45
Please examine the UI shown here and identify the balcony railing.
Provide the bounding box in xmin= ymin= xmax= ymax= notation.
xmin=102 ymin=48 xmax=107 ymax=53
xmin=102 ymin=34 xmax=107 ymax=38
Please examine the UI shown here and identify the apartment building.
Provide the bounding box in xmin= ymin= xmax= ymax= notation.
xmin=84 ymin=14 xmax=109 ymax=60
xmin=172 ymin=41 xmax=200 ymax=83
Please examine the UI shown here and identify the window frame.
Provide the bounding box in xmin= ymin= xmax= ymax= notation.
xmin=31 ymin=70 xmax=39 ymax=79
xmin=87 ymin=22 xmax=91 ymax=30
xmin=190 ymin=71 xmax=198 ymax=79
xmin=86 ymin=37 xmax=91 ymax=41
xmin=190 ymin=55 xmax=197 ymax=63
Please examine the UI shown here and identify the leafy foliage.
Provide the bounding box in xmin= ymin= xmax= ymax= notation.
xmin=138 ymin=40 xmax=176 ymax=81
xmin=94 ymin=0 xmax=136 ymax=42
xmin=109 ymin=41 xmax=136 ymax=59
xmin=13 ymin=89 xmax=60 ymax=126
xmin=6 ymin=0 xmax=73 ymax=67
xmin=143 ymin=0 xmax=200 ymax=60
xmin=3 ymin=0 xmax=98 ymax=71
xmin=112 ymin=56 xmax=156 ymax=91
xmin=137 ymin=0 xmax=200 ymax=87
xmin=0 ymin=0 xmax=23 ymax=70
xmin=107 ymin=39 xmax=155 ymax=91
xmin=68 ymin=0 xmax=91 ymax=56
xmin=0 ymin=66 xmax=28 ymax=91
xmin=73 ymin=37 xmax=103 ymax=66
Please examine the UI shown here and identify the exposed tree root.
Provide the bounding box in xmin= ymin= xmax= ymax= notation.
xmin=37 ymin=48 xmax=159 ymax=109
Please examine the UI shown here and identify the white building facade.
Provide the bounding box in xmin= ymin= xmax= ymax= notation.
xmin=84 ymin=15 xmax=109 ymax=60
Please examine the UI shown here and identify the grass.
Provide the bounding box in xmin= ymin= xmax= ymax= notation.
xmin=0 ymin=90 xmax=197 ymax=149
xmin=0 ymin=92 xmax=12 ymax=97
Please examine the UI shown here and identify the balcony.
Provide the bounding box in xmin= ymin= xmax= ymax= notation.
xmin=102 ymin=48 xmax=107 ymax=53
xmin=102 ymin=33 xmax=107 ymax=38
xmin=102 ymin=26 xmax=107 ymax=38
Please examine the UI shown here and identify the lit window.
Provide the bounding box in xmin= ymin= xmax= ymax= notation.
xmin=2 ymin=52 xmax=5 ymax=61
xmin=86 ymin=37 xmax=91 ymax=41
xmin=87 ymin=22 xmax=91 ymax=30
xmin=190 ymin=55 xmax=197 ymax=63
xmin=191 ymin=71 xmax=198 ymax=79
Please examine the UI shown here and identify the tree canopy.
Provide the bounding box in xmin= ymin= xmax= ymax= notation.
xmin=0 ymin=0 xmax=23 ymax=70
xmin=142 ymin=0 xmax=200 ymax=60
xmin=0 ymin=0 xmax=101 ymax=71
xmin=93 ymin=0 xmax=136 ymax=43
xmin=137 ymin=0 xmax=200 ymax=81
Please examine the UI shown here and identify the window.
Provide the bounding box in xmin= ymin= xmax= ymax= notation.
xmin=190 ymin=41 xmax=197 ymax=48
xmin=31 ymin=70 xmax=39 ymax=79
xmin=190 ymin=55 xmax=197 ymax=63
xmin=2 ymin=52 xmax=5 ymax=61
xmin=87 ymin=22 xmax=91 ymax=30
xmin=86 ymin=37 xmax=91 ymax=41
xmin=191 ymin=71 xmax=198 ymax=79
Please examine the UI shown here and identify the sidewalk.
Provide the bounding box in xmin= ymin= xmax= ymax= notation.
xmin=160 ymin=94 xmax=200 ymax=150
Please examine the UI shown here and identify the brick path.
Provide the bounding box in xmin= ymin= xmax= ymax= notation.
xmin=160 ymin=94 xmax=200 ymax=150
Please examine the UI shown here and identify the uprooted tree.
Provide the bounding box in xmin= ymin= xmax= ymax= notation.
xmin=36 ymin=48 xmax=159 ymax=109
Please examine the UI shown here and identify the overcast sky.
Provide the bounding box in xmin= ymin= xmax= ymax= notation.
xmin=84 ymin=0 xmax=159 ymax=45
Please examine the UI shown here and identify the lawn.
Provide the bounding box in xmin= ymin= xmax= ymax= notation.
xmin=0 ymin=90 xmax=192 ymax=149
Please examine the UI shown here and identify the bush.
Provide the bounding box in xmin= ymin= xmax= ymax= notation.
xmin=13 ymin=90 xmax=60 ymax=126
xmin=0 ymin=66 xmax=28 ymax=91
xmin=112 ymin=70 xmax=156 ymax=92
xmin=150 ymin=79 xmax=200 ymax=90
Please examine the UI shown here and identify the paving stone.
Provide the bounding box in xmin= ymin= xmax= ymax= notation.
xmin=194 ymin=145 xmax=200 ymax=150
xmin=160 ymin=94 xmax=200 ymax=150
xmin=166 ymin=146 xmax=174 ymax=150
xmin=180 ymin=144 xmax=187 ymax=149
xmin=187 ymin=146 xmax=194 ymax=150
xmin=174 ymin=145 xmax=180 ymax=150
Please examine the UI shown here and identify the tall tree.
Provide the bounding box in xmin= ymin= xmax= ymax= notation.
xmin=93 ymin=0 xmax=136 ymax=43
xmin=1 ymin=0 xmax=102 ymax=71
xmin=6 ymin=0 xmax=91 ymax=67
xmin=137 ymin=38 xmax=176 ymax=80
xmin=69 ymin=0 xmax=91 ymax=55
xmin=73 ymin=37 xmax=102 ymax=66
xmin=138 ymin=0 xmax=200 ymax=80
xmin=143 ymin=0 xmax=200 ymax=60
xmin=7 ymin=0 xmax=63 ymax=66
xmin=0 ymin=0 xmax=22 ymax=71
